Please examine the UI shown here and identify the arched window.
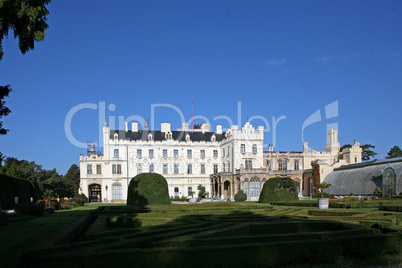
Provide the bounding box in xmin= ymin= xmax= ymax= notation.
xmin=382 ymin=167 xmax=396 ymax=197
xmin=113 ymin=133 xmax=118 ymax=140
xmin=148 ymin=133 xmax=153 ymax=141
xmin=174 ymin=187 xmax=179 ymax=197
xmin=112 ymin=184 xmax=122 ymax=200
xmin=250 ymin=178 xmax=260 ymax=197
xmin=211 ymin=135 xmax=216 ymax=142
xmin=186 ymin=134 xmax=190 ymax=141
xmin=188 ymin=187 xmax=193 ymax=197
xmin=244 ymin=179 xmax=249 ymax=197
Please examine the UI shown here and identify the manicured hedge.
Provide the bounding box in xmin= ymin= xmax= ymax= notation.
xmin=127 ymin=173 xmax=171 ymax=206
xmin=0 ymin=174 xmax=55 ymax=210
xmin=258 ymin=177 xmax=298 ymax=203
xmin=378 ymin=206 xmax=402 ymax=212
xmin=234 ymin=190 xmax=247 ymax=202
xmin=308 ymin=210 xmax=360 ymax=217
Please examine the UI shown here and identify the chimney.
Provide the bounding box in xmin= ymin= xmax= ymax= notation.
xmin=182 ymin=122 xmax=188 ymax=131
xmin=268 ymin=145 xmax=274 ymax=152
xmin=201 ymin=123 xmax=210 ymax=133
xmin=132 ymin=122 xmax=138 ymax=132
xmin=125 ymin=121 xmax=128 ymax=132
xmin=161 ymin=122 xmax=171 ymax=133
xmin=216 ymin=125 xmax=222 ymax=134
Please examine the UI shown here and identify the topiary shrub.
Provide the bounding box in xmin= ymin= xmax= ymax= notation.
xmin=127 ymin=173 xmax=171 ymax=207
xmin=258 ymin=177 xmax=298 ymax=203
xmin=235 ymin=190 xmax=247 ymax=202
xmin=73 ymin=193 xmax=88 ymax=203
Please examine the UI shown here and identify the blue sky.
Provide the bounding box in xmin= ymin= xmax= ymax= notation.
xmin=0 ymin=0 xmax=401 ymax=174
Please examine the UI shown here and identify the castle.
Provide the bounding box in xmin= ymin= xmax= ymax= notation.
xmin=79 ymin=121 xmax=362 ymax=202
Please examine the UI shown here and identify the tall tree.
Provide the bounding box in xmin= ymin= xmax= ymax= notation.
xmin=64 ymin=164 xmax=80 ymax=196
xmin=340 ymin=144 xmax=377 ymax=162
xmin=386 ymin=146 xmax=402 ymax=159
xmin=0 ymin=0 xmax=51 ymax=60
xmin=0 ymin=85 xmax=12 ymax=135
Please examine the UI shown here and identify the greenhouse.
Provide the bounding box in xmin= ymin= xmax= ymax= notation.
xmin=325 ymin=158 xmax=402 ymax=197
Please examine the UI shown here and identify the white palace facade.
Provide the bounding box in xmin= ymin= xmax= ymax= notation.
xmin=79 ymin=121 xmax=362 ymax=202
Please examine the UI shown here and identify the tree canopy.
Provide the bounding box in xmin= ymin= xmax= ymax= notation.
xmin=0 ymin=85 xmax=12 ymax=135
xmin=340 ymin=143 xmax=377 ymax=162
xmin=386 ymin=146 xmax=402 ymax=159
xmin=0 ymin=0 xmax=51 ymax=60
xmin=0 ymin=156 xmax=80 ymax=197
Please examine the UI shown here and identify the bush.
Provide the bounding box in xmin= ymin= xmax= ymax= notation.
xmin=258 ymin=177 xmax=298 ymax=203
xmin=234 ymin=190 xmax=247 ymax=202
xmin=127 ymin=173 xmax=171 ymax=206
xmin=73 ymin=193 xmax=88 ymax=203
xmin=15 ymin=202 xmax=45 ymax=216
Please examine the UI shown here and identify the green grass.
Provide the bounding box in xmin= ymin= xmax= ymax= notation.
xmin=0 ymin=203 xmax=106 ymax=267
xmin=2 ymin=201 xmax=402 ymax=267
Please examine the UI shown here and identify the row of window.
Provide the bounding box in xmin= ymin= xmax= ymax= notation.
xmin=266 ymin=160 xmax=300 ymax=171
xmin=113 ymin=145 xmax=259 ymax=159
xmin=89 ymin=164 xmax=220 ymax=175
xmin=240 ymin=144 xmax=258 ymax=154
xmin=87 ymin=164 xmax=102 ymax=175
xmin=114 ymin=149 xmax=219 ymax=159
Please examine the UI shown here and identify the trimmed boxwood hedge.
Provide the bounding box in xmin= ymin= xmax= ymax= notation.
xmin=127 ymin=173 xmax=171 ymax=206
xmin=0 ymin=174 xmax=55 ymax=210
xmin=379 ymin=206 xmax=402 ymax=212
xmin=258 ymin=177 xmax=298 ymax=203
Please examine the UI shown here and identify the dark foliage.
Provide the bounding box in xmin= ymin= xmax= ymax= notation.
xmin=127 ymin=173 xmax=171 ymax=207
xmin=234 ymin=190 xmax=247 ymax=202
xmin=258 ymin=177 xmax=298 ymax=203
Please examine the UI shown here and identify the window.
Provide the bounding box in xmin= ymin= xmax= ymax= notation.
xmin=187 ymin=164 xmax=192 ymax=174
xmin=96 ymin=164 xmax=102 ymax=174
xmin=112 ymin=184 xmax=122 ymax=200
xmin=214 ymin=164 xmax=218 ymax=174
xmin=163 ymin=164 xmax=168 ymax=174
xmin=112 ymin=164 xmax=121 ymax=174
xmin=163 ymin=149 xmax=167 ymax=158
xmin=174 ymin=149 xmax=178 ymax=158
xmin=200 ymin=150 xmax=205 ymax=158
xmin=137 ymin=149 xmax=142 ymax=158
xmin=87 ymin=165 xmax=92 ymax=175
xmin=294 ymin=160 xmax=299 ymax=170
xmin=149 ymin=164 xmax=154 ymax=173
xmin=149 ymin=149 xmax=154 ymax=158
xmin=278 ymin=160 xmax=287 ymax=170
xmin=188 ymin=187 xmax=193 ymax=197
xmin=174 ymin=164 xmax=179 ymax=174
xmin=114 ymin=149 xmax=119 ymax=157
xmin=201 ymin=164 xmax=205 ymax=174
xmin=174 ymin=187 xmax=179 ymax=197
xmin=187 ymin=149 xmax=192 ymax=158
xmin=267 ymin=160 xmax=272 ymax=170
xmin=250 ymin=178 xmax=260 ymax=197
xmin=252 ymin=144 xmax=257 ymax=153
xmin=240 ymin=144 xmax=245 ymax=153
xmin=137 ymin=165 xmax=142 ymax=174
xmin=245 ymin=160 xmax=252 ymax=169
xmin=355 ymin=157 xmax=357 ymax=163
xmin=222 ymin=148 xmax=225 ymax=157
xmin=213 ymin=150 xmax=218 ymax=158
xmin=244 ymin=180 xmax=249 ymax=197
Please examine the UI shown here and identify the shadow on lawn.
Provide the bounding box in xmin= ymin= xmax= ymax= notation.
xmin=20 ymin=208 xmax=402 ymax=268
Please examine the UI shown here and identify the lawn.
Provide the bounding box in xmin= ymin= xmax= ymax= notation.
xmin=2 ymin=201 xmax=402 ymax=267
xmin=0 ymin=203 xmax=106 ymax=267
